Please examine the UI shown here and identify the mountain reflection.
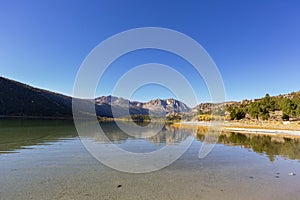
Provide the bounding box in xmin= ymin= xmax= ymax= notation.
xmin=147 ymin=125 xmax=192 ymax=144
xmin=1 ymin=120 xmax=300 ymax=162
xmin=98 ymin=122 xmax=192 ymax=144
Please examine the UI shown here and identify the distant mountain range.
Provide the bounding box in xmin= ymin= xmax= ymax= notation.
xmin=2 ymin=76 xmax=299 ymax=121
xmin=0 ymin=76 xmax=191 ymax=119
xmin=95 ymin=96 xmax=190 ymax=116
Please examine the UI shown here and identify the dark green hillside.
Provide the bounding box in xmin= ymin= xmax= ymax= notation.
xmin=0 ymin=77 xmax=73 ymax=118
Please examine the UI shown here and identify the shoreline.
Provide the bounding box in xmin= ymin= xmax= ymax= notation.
xmin=173 ymin=121 xmax=300 ymax=138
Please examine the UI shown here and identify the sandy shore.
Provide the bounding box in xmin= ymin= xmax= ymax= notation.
xmin=173 ymin=121 xmax=300 ymax=138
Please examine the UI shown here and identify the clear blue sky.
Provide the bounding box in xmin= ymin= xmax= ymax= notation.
xmin=0 ymin=0 xmax=300 ymax=106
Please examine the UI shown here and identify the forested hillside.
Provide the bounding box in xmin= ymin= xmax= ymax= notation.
xmin=227 ymin=92 xmax=300 ymax=121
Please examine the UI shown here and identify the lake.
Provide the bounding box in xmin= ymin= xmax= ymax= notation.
xmin=1 ymin=120 xmax=300 ymax=200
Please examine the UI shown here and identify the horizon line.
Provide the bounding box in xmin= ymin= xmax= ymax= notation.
xmin=1 ymin=75 xmax=298 ymax=107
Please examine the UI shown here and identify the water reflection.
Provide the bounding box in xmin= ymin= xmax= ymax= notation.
xmin=197 ymin=129 xmax=300 ymax=162
xmin=0 ymin=120 xmax=77 ymax=153
xmin=1 ymin=120 xmax=300 ymax=163
xmin=99 ymin=122 xmax=192 ymax=144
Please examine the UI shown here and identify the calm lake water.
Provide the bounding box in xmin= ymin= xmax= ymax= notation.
xmin=1 ymin=120 xmax=300 ymax=200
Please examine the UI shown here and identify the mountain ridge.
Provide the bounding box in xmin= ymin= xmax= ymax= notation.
xmin=95 ymin=95 xmax=190 ymax=116
xmin=0 ymin=76 xmax=190 ymax=118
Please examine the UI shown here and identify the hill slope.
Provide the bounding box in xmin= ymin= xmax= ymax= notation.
xmin=0 ymin=77 xmax=73 ymax=118
xmin=0 ymin=77 xmax=190 ymax=118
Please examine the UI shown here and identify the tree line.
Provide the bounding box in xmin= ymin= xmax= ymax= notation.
xmin=228 ymin=92 xmax=300 ymax=121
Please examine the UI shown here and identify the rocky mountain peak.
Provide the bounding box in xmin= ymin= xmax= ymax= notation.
xmin=94 ymin=96 xmax=191 ymax=115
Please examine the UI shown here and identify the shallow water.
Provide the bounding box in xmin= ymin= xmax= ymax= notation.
xmin=0 ymin=120 xmax=300 ymax=200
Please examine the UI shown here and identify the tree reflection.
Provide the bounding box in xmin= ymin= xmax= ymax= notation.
xmin=197 ymin=129 xmax=300 ymax=162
